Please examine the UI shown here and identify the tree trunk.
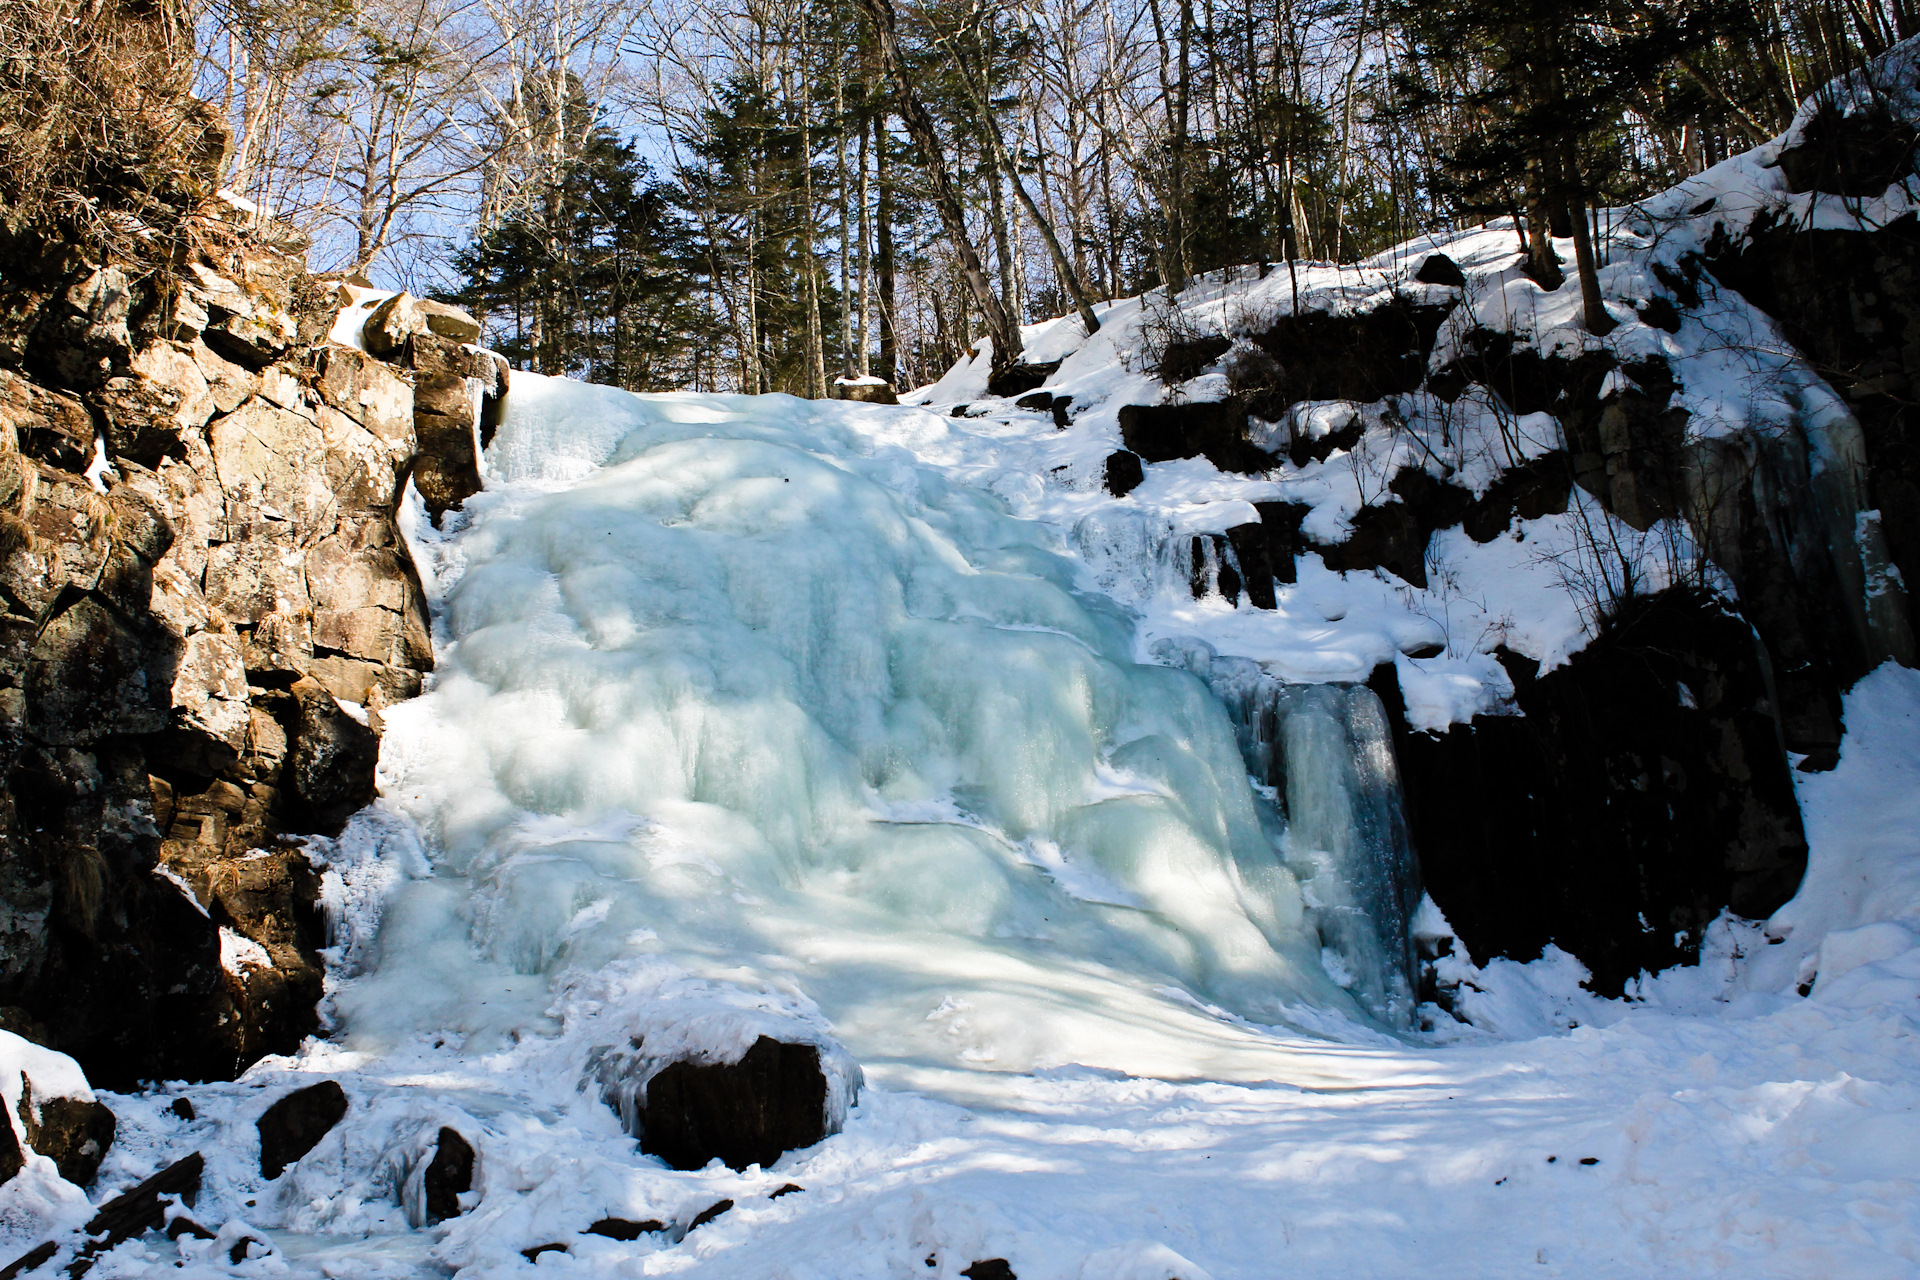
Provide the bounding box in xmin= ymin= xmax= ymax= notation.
xmin=797 ymin=44 xmax=828 ymax=399
xmin=854 ymin=0 xmax=1022 ymax=375
xmin=857 ymin=108 xmax=873 ymax=377
xmin=1562 ymin=144 xmax=1615 ymax=335
xmin=877 ymin=115 xmax=898 ymax=385
xmin=1522 ymin=157 xmax=1565 ymax=290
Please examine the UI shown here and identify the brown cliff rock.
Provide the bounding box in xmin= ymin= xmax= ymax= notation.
xmin=0 ymin=174 xmax=449 ymax=1086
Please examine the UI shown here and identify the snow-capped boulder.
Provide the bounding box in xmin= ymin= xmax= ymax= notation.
xmin=0 ymin=1031 xmax=115 ymax=1187
xmin=831 ymin=376 xmax=899 ymax=404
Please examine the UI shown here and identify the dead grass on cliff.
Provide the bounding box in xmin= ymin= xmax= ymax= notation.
xmin=0 ymin=0 xmax=223 ymax=267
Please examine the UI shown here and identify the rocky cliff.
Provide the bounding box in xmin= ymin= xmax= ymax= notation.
xmin=0 ymin=140 xmax=497 ymax=1086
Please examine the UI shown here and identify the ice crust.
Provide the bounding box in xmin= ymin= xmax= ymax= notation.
xmin=365 ymin=376 xmax=1371 ymax=1086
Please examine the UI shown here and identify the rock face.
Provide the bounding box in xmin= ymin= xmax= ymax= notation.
xmin=1382 ymin=590 xmax=1809 ymax=993
xmin=0 ymin=144 xmax=460 ymax=1085
xmin=613 ymin=1036 xmax=833 ymax=1172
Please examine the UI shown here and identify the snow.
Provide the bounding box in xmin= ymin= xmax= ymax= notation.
xmin=328 ymin=286 xmax=397 ymax=352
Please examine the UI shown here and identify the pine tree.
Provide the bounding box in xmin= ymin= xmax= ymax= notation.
xmin=449 ymin=97 xmax=707 ymax=389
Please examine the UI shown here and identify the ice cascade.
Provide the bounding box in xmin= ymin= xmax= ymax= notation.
xmin=360 ymin=375 xmax=1382 ymax=1083
xmin=1156 ymin=641 xmax=1422 ymax=1026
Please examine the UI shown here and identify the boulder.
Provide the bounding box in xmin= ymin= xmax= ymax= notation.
xmin=961 ymin=1263 xmax=1016 ymax=1280
xmin=1777 ymin=102 xmax=1917 ymax=197
xmin=361 ymin=293 xmax=421 ymax=359
xmin=830 ymin=378 xmax=899 ymax=405
xmin=588 ymin=1218 xmax=665 ymax=1240
xmin=617 ymin=1036 xmax=834 ymax=1172
xmin=17 ymin=1075 xmax=116 ymax=1186
xmin=414 ymin=299 xmax=481 ymax=344
xmin=257 ymin=1080 xmax=348 ymax=1178
xmin=1103 ymin=450 xmax=1144 ymax=498
xmin=1117 ymin=401 xmax=1276 ymax=474
xmin=986 ymin=360 xmax=1061 ymax=398
xmin=0 ymin=1031 xmax=115 ymax=1186
xmin=285 ymin=677 xmax=378 ymax=833
xmin=410 ymin=373 xmax=482 ymax=521
xmin=1413 ymin=253 xmax=1466 ymax=287
xmin=422 ymin=1126 xmax=475 ymax=1223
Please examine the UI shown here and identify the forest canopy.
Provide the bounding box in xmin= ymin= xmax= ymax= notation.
xmin=154 ymin=0 xmax=1920 ymax=390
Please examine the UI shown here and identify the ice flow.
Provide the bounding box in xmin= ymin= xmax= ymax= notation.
xmin=362 ymin=374 xmax=1405 ymax=1083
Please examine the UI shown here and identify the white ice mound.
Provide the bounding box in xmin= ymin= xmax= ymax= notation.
xmin=364 ymin=375 xmax=1367 ymax=1080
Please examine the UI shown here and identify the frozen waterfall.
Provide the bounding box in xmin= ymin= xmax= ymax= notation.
xmin=355 ymin=374 xmax=1418 ymax=1087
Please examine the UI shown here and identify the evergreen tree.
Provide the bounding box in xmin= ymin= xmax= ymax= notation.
xmin=449 ymin=91 xmax=707 ymax=390
xmin=1390 ymin=0 xmax=1726 ymax=331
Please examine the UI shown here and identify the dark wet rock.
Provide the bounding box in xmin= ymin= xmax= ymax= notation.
xmin=1637 ymin=295 xmax=1682 ymax=333
xmin=423 ymin=1127 xmax=475 ymax=1223
xmin=768 ymin=1182 xmax=802 ymax=1198
xmin=986 ymin=360 xmax=1060 ymax=398
xmin=1104 ymin=450 xmax=1144 ymax=498
xmin=686 ymin=1199 xmax=733 ymax=1230
xmin=1459 ymin=454 xmax=1574 ymax=543
xmin=1155 ymin=334 xmax=1231 ymax=384
xmin=1414 ymin=253 xmax=1466 ymax=287
xmin=1225 ymin=522 xmax=1276 ymax=609
xmin=1118 ymin=400 xmax=1276 ymax=474
xmin=1776 ymin=101 xmax=1916 ymax=197
xmin=1380 ymin=589 xmax=1809 ymax=995
xmin=587 ymin=1218 xmax=665 ymax=1240
xmin=257 ymin=1080 xmax=348 ymax=1178
xmin=1705 ymin=208 xmax=1920 ymax=697
xmin=522 ymin=1244 xmax=567 ymax=1262
xmin=170 ymin=1098 xmax=194 ymax=1121
xmin=625 ymin=1036 xmax=832 ymax=1173
xmin=1050 ymin=396 xmax=1073 ymax=428
xmin=960 ymin=1261 xmax=1016 ymax=1280
xmin=1238 ymin=297 xmax=1452 ymax=420
xmin=1014 ymin=391 xmax=1052 ymax=411
xmin=227 ymin=1231 xmax=273 ymax=1263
